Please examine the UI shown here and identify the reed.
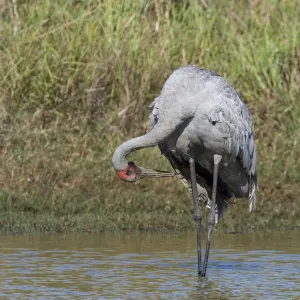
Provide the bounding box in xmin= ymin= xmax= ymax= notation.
xmin=0 ymin=0 xmax=299 ymax=233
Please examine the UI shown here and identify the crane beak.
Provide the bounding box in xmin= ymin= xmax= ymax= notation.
xmin=139 ymin=167 xmax=175 ymax=179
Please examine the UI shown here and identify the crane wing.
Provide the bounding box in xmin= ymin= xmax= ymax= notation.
xmin=148 ymin=68 xmax=258 ymax=211
xmin=221 ymin=88 xmax=258 ymax=211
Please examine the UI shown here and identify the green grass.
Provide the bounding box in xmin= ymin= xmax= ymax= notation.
xmin=0 ymin=0 xmax=299 ymax=234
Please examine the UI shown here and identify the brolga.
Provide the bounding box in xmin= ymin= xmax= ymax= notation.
xmin=112 ymin=65 xmax=258 ymax=277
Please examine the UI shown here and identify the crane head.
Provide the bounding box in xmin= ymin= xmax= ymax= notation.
xmin=116 ymin=161 xmax=175 ymax=182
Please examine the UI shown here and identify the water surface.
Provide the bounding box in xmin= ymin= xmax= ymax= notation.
xmin=0 ymin=231 xmax=299 ymax=299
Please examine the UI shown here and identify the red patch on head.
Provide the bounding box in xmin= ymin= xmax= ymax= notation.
xmin=116 ymin=162 xmax=139 ymax=182
xmin=117 ymin=167 xmax=130 ymax=181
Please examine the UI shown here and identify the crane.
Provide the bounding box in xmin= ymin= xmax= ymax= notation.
xmin=112 ymin=65 xmax=258 ymax=277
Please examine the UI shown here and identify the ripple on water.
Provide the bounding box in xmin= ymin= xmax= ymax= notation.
xmin=0 ymin=231 xmax=299 ymax=299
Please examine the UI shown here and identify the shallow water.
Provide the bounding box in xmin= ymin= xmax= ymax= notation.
xmin=0 ymin=231 xmax=299 ymax=299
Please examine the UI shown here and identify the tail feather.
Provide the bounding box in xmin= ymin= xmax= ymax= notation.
xmin=249 ymin=175 xmax=258 ymax=212
xmin=249 ymin=188 xmax=256 ymax=212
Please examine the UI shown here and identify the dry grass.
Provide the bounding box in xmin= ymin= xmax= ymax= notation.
xmin=0 ymin=0 xmax=299 ymax=233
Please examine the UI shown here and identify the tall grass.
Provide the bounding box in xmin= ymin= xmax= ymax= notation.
xmin=0 ymin=0 xmax=299 ymax=232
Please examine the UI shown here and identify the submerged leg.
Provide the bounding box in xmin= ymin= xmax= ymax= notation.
xmin=202 ymin=154 xmax=222 ymax=277
xmin=189 ymin=157 xmax=203 ymax=277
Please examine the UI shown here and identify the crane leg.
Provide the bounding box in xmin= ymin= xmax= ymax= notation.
xmin=202 ymin=154 xmax=222 ymax=277
xmin=189 ymin=157 xmax=203 ymax=277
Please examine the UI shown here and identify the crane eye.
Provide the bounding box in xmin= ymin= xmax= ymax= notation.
xmin=211 ymin=121 xmax=216 ymax=125
xmin=126 ymin=169 xmax=134 ymax=176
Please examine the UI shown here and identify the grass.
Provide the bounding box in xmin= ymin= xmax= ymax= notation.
xmin=0 ymin=0 xmax=299 ymax=234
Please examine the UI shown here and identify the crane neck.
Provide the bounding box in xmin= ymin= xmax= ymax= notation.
xmin=112 ymin=127 xmax=170 ymax=171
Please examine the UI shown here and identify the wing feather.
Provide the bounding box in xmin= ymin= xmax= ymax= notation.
xmin=149 ymin=66 xmax=258 ymax=211
xmin=216 ymin=84 xmax=258 ymax=211
xmin=230 ymin=92 xmax=258 ymax=211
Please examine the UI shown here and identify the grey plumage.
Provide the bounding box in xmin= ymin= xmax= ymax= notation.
xmin=149 ymin=65 xmax=258 ymax=213
xmin=112 ymin=65 xmax=258 ymax=276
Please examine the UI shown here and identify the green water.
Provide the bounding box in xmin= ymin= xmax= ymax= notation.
xmin=0 ymin=231 xmax=299 ymax=299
